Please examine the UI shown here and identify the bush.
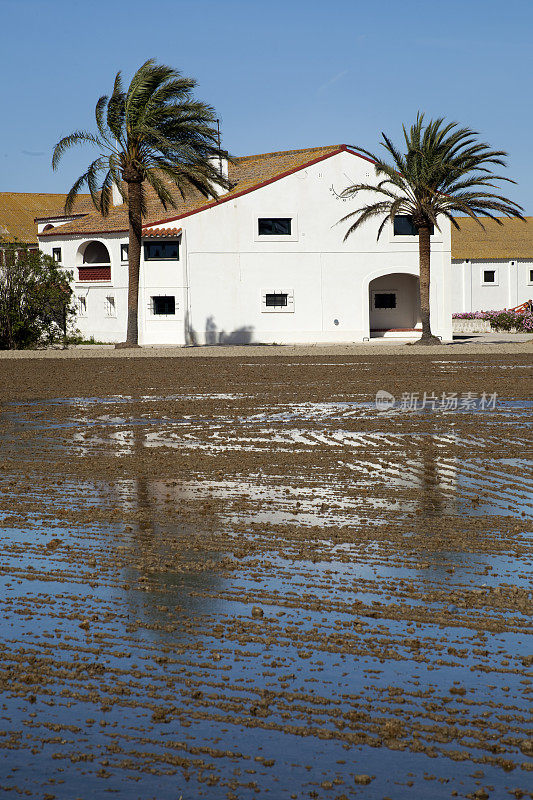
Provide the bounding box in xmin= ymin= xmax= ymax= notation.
xmin=452 ymin=308 xmax=533 ymax=332
xmin=0 ymin=243 xmax=76 ymax=349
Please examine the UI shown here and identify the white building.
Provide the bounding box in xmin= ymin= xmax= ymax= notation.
xmin=451 ymin=217 xmax=533 ymax=312
xmin=38 ymin=144 xmax=453 ymax=345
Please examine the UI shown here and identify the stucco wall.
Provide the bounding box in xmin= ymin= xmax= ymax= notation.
xmin=39 ymin=150 xmax=453 ymax=345
xmin=452 ymin=259 xmax=533 ymax=312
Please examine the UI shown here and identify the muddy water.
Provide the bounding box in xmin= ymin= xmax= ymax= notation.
xmin=0 ymin=355 xmax=531 ymax=799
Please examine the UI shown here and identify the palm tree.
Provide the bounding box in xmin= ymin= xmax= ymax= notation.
xmin=53 ymin=59 xmax=230 ymax=347
xmin=339 ymin=113 xmax=524 ymax=344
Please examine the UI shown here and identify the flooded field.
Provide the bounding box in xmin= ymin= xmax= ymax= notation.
xmin=0 ymin=353 xmax=531 ymax=800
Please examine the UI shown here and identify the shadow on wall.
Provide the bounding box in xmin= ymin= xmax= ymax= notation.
xmin=205 ymin=315 xmax=254 ymax=345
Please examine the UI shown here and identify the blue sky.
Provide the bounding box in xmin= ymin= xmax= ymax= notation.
xmin=1 ymin=0 xmax=532 ymax=211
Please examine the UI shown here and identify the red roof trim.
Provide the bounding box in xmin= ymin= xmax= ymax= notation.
xmin=38 ymin=146 xmax=374 ymax=238
xmin=142 ymin=226 xmax=182 ymax=237
xmin=147 ymin=146 xmax=357 ymax=229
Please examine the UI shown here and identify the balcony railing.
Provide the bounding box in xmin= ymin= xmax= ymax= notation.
xmin=77 ymin=264 xmax=111 ymax=281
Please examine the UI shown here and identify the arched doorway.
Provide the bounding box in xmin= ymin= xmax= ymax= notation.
xmin=369 ymin=272 xmax=421 ymax=337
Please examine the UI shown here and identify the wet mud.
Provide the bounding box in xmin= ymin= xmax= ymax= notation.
xmin=0 ymin=354 xmax=531 ymax=799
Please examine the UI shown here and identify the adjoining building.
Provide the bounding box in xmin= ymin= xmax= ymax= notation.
xmin=0 ymin=192 xmax=91 ymax=261
xmin=451 ymin=217 xmax=533 ymax=312
xmin=37 ymin=144 xmax=453 ymax=345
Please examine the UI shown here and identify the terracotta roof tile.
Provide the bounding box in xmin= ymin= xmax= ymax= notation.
xmin=38 ymin=145 xmax=345 ymax=238
xmin=452 ymin=216 xmax=533 ymax=260
xmin=0 ymin=192 xmax=92 ymax=245
xmin=142 ymin=226 xmax=182 ymax=237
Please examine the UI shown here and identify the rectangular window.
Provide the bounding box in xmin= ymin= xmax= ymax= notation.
xmin=265 ymin=292 xmax=288 ymax=308
xmin=528 ymin=268 xmax=533 ymax=284
xmin=152 ymin=295 xmax=176 ymax=315
xmin=393 ymin=215 xmax=434 ymax=236
xmin=483 ymin=270 xmax=496 ymax=283
xmin=104 ymin=295 xmax=116 ymax=317
xmin=120 ymin=244 xmax=129 ymax=262
xmin=258 ymin=218 xmax=292 ymax=236
xmin=262 ymin=288 xmax=294 ymax=312
xmin=52 ymin=247 xmax=62 ymax=263
xmin=374 ymin=292 xmax=397 ymax=309
xmin=77 ymin=296 xmax=87 ymax=317
xmin=144 ymin=241 xmax=179 ymax=260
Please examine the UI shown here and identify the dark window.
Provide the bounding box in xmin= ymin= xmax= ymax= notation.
xmin=258 ymin=218 xmax=292 ymax=236
xmin=120 ymin=243 xmax=129 ymax=261
xmin=529 ymin=269 xmax=533 ymax=283
xmin=144 ymin=241 xmax=179 ymax=260
xmin=374 ymin=292 xmax=396 ymax=309
xmin=83 ymin=241 xmax=110 ymax=263
xmin=52 ymin=247 xmax=62 ymax=263
xmin=393 ymin=215 xmax=434 ymax=236
xmin=483 ymin=270 xmax=496 ymax=283
xmin=152 ymin=296 xmax=176 ymax=315
xmin=265 ymin=293 xmax=288 ymax=307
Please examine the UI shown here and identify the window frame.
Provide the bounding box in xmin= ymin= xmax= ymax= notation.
xmin=151 ymin=295 xmax=176 ymax=316
xmin=144 ymin=240 xmax=180 ymax=261
xmin=254 ymin=214 xmax=298 ymax=242
xmin=393 ymin=215 xmax=435 ymax=237
xmin=481 ymin=267 xmax=498 ymax=286
xmin=120 ymin=243 xmax=129 ymax=262
xmin=104 ymin=295 xmax=117 ymax=318
xmin=52 ymin=247 xmax=62 ymax=263
xmin=261 ymin=288 xmax=294 ymax=313
xmin=527 ymin=267 xmax=533 ymax=286
xmin=371 ymin=290 xmax=398 ymax=311
xmin=77 ymin=296 xmax=87 ymax=317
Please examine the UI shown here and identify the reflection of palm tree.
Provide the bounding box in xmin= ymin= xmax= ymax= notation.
xmin=122 ymin=425 xmax=225 ymax=636
xmin=418 ymin=436 xmax=444 ymax=518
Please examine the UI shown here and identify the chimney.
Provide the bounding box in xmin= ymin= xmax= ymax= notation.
xmin=208 ymin=153 xmax=229 ymax=197
xmin=112 ymin=180 xmax=123 ymax=206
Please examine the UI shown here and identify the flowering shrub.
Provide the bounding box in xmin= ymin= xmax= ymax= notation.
xmin=452 ymin=309 xmax=533 ymax=332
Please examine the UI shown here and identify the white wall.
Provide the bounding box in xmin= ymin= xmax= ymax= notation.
xmin=452 ymin=259 xmax=533 ymax=312
xmin=172 ymin=150 xmax=452 ymax=343
xmin=39 ymin=149 xmax=453 ymax=345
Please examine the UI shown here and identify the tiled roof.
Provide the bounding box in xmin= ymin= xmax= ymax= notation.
xmin=142 ymin=226 xmax=182 ymax=237
xmin=0 ymin=192 xmax=92 ymax=245
xmin=38 ymin=145 xmax=345 ymax=238
xmin=451 ymin=216 xmax=533 ymax=260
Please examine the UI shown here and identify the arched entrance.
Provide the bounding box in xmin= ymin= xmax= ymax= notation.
xmin=369 ymin=272 xmax=421 ymax=337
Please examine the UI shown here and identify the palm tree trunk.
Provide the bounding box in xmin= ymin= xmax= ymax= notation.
xmin=415 ymin=224 xmax=440 ymax=345
xmin=125 ymin=177 xmax=142 ymax=346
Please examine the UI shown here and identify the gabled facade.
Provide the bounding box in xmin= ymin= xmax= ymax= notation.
xmin=38 ymin=145 xmax=453 ymax=344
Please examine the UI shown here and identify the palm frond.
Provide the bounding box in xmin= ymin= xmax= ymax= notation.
xmin=52 ymin=131 xmax=102 ymax=170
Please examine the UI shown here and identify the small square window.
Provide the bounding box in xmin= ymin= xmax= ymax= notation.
xmin=52 ymin=247 xmax=62 ymax=263
xmin=104 ymin=295 xmax=116 ymax=317
xmin=144 ymin=241 xmax=179 ymax=260
xmin=265 ymin=292 xmax=288 ymax=307
xmin=258 ymin=218 xmax=292 ymax=236
xmin=77 ymin=296 xmax=87 ymax=317
xmin=120 ymin=244 xmax=129 ymax=262
xmin=483 ymin=270 xmax=496 ymax=283
xmin=374 ymin=292 xmax=397 ymax=309
xmin=152 ymin=296 xmax=175 ymax=315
